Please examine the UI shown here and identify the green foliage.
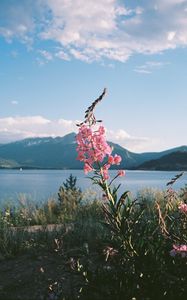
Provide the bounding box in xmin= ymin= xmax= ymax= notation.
xmin=58 ymin=174 xmax=83 ymax=221
xmin=0 ymin=175 xmax=187 ymax=299
xmin=71 ymin=186 xmax=187 ymax=300
xmin=63 ymin=200 xmax=107 ymax=250
xmin=179 ymin=184 xmax=187 ymax=202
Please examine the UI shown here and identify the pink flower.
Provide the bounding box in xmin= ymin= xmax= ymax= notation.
xmin=76 ymin=124 xmax=123 ymax=180
xmin=103 ymin=164 xmax=111 ymax=170
xmin=170 ymin=244 xmax=187 ymax=258
xmin=118 ymin=170 xmax=125 ymax=177
xmin=84 ymin=163 xmax=93 ymax=174
xmin=105 ymin=144 xmax=112 ymax=155
xmin=98 ymin=126 xmax=105 ymax=135
xmin=103 ymin=170 xmax=109 ymax=180
xmin=179 ymin=203 xmax=187 ymax=213
xmin=108 ymin=155 xmax=114 ymax=164
xmin=76 ymin=151 xmax=85 ymax=161
xmin=100 ymin=164 xmax=110 ymax=180
xmin=114 ymin=154 xmax=122 ymax=165
xmin=76 ymin=124 xmax=113 ymax=166
xmin=179 ymin=245 xmax=187 ymax=251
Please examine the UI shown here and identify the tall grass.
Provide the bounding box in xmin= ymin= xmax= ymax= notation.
xmin=0 ymin=175 xmax=186 ymax=299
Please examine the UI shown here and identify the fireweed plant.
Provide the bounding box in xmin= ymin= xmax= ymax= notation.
xmin=76 ymin=89 xmax=143 ymax=256
xmin=76 ymin=90 xmax=187 ymax=260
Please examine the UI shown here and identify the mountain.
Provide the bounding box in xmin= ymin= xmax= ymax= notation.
xmin=137 ymin=151 xmax=187 ymax=171
xmin=0 ymin=135 xmax=144 ymax=169
xmin=0 ymin=133 xmax=80 ymax=169
xmin=0 ymin=133 xmax=186 ymax=170
xmin=109 ymin=143 xmax=187 ymax=169
xmin=109 ymin=142 xmax=143 ymax=169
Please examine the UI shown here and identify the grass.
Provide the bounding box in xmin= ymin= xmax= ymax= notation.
xmin=0 ymin=177 xmax=187 ymax=300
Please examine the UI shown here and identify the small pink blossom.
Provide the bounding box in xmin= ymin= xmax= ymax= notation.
xmin=118 ymin=170 xmax=125 ymax=177
xmin=98 ymin=126 xmax=105 ymax=135
xmin=114 ymin=154 xmax=122 ymax=165
xmin=179 ymin=203 xmax=187 ymax=214
xmin=103 ymin=164 xmax=111 ymax=170
xmin=108 ymin=155 xmax=114 ymax=164
xmin=76 ymin=151 xmax=85 ymax=161
xmin=170 ymin=244 xmax=187 ymax=258
xmin=105 ymin=144 xmax=112 ymax=155
xmin=84 ymin=163 xmax=93 ymax=174
xmin=101 ymin=164 xmax=111 ymax=180
xmin=103 ymin=171 xmax=109 ymax=180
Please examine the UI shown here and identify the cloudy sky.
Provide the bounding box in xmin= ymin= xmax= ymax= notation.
xmin=0 ymin=0 xmax=187 ymax=152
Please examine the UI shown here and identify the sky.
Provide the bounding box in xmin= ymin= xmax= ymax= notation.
xmin=0 ymin=0 xmax=187 ymax=153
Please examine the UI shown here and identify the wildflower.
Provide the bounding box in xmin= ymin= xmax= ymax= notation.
xmin=118 ymin=170 xmax=125 ymax=177
xmin=114 ymin=154 xmax=122 ymax=165
xmin=76 ymin=93 xmax=126 ymax=185
xmin=98 ymin=125 xmax=105 ymax=135
xmin=103 ymin=170 xmax=109 ymax=180
xmin=84 ymin=163 xmax=93 ymax=174
xmin=108 ymin=155 xmax=114 ymax=164
xmin=170 ymin=244 xmax=187 ymax=258
xmin=178 ymin=203 xmax=187 ymax=214
xmin=76 ymin=124 xmax=112 ymax=174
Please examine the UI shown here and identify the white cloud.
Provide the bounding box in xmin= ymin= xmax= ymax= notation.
xmin=134 ymin=61 xmax=169 ymax=74
xmin=1 ymin=0 xmax=187 ymax=62
xmin=38 ymin=50 xmax=53 ymax=61
xmin=0 ymin=116 xmax=76 ymax=143
xmin=70 ymin=49 xmax=92 ymax=62
xmin=55 ymin=50 xmax=70 ymax=61
xmin=58 ymin=119 xmax=75 ymax=127
xmin=0 ymin=1 xmax=37 ymax=46
xmin=0 ymin=115 xmax=157 ymax=152
xmin=168 ymin=31 xmax=176 ymax=41
xmin=106 ymin=129 xmax=155 ymax=152
xmin=36 ymin=50 xmax=54 ymax=65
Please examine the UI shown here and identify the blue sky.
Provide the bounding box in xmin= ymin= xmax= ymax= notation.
xmin=0 ymin=0 xmax=187 ymax=152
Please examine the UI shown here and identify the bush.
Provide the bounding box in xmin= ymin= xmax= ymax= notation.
xmin=58 ymin=174 xmax=83 ymax=221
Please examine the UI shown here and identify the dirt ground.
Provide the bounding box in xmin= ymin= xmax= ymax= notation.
xmin=0 ymin=250 xmax=79 ymax=300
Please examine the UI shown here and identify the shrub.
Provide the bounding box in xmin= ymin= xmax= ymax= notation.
xmin=58 ymin=174 xmax=83 ymax=221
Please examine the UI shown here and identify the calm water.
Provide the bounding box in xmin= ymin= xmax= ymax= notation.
xmin=0 ymin=169 xmax=186 ymax=206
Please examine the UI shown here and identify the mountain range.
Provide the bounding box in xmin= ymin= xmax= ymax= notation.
xmin=0 ymin=133 xmax=186 ymax=170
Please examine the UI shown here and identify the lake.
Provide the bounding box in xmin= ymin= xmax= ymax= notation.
xmin=0 ymin=169 xmax=186 ymax=206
